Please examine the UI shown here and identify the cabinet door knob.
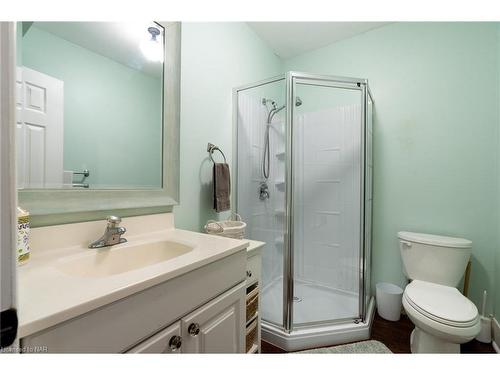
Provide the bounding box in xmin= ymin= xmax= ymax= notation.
xmin=188 ymin=323 xmax=201 ymax=337
xmin=168 ymin=335 xmax=182 ymax=351
xmin=246 ymin=270 xmax=252 ymax=278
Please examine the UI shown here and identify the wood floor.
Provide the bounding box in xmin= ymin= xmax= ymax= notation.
xmin=261 ymin=312 xmax=496 ymax=354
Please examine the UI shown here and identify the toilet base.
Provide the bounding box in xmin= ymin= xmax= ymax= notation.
xmin=410 ymin=327 xmax=460 ymax=353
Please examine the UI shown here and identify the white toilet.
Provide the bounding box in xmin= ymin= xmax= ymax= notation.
xmin=398 ymin=231 xmax=481 ymax=353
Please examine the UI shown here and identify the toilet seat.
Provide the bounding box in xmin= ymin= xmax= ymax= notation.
xmin=402 ymin=280 xmax=481 ymax=348
xmin=404 ymin=280 xmax=478 ymax=328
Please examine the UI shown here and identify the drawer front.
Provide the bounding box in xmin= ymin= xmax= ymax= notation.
xmin=246 ymin=254 xmax=261 ymax=286
xmin=22 ymin=251 xmax=246 ymax=353
xmin=127 ymin=322 xmax=182 ymax=353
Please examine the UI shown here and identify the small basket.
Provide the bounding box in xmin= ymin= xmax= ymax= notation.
xmin=246 ymin=286 xmax=259 ymax=322
xmin=204 ymin=213 xmax=246 ymax=239
xmin=245 ymin=319 xmax=258 ymax=353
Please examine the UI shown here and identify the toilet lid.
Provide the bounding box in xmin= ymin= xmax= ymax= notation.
xmin=404 ymin=280 xmax=478 ymax=326
xmin=398 ymin=231 xmax=472 ymax=248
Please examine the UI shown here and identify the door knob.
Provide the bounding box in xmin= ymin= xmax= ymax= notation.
xmin=168 ymin=335 xmax=182 ymax=351
xmin=188 ymin=323 xmax=200 ymax=337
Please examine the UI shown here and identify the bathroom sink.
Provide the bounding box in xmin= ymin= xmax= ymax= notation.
xmin=55 ymin=240 xmax=194 ymax=278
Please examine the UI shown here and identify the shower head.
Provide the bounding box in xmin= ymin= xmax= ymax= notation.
xmin=262 ymin=98 xmax=276 ymax=107
xmin=262 ymin=96 xmax=302 ymax=108
xmin=274 ymin=105 xmax=286 ymax=113
xmin=264 ymin=96 xmax=302 ymax=124
xmin=268 ymin=104 xmax=285 ymax=123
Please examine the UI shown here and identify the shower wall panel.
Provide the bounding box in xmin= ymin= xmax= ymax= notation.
xmin=294 ymin=104 xmax=361 ymax=294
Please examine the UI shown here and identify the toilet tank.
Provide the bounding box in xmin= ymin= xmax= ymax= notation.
xmin=398 ymin=231 xmax=472 ymax=287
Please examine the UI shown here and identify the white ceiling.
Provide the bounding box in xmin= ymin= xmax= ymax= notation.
xmin=247 ymin=22 xmax=388 ymax=59
xmin=32 ymin=22 xmax=163 ymax=78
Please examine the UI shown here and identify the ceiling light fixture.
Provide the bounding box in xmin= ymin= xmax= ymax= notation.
xmin=140 ymin=26 xmax=163 ymax=62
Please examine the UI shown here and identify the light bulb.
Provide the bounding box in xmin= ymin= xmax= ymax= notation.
xmin=140 ymin=38 xmax=163 ymax=62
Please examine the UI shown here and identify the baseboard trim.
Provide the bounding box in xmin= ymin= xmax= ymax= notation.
xmin=493 ymin=317 xmax=500 ymax=354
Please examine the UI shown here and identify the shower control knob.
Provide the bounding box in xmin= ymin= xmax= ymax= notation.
xmin=246 ymin=270 xmax=252 ymax=278
xmin=168 ymin=335 xmax=182 ymax=351
xmin=259 ymin=182 xmax=270 ymax=200
xmin=188 ymin=323 xmax=200 ymax=337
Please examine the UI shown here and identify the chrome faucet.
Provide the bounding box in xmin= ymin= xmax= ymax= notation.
xmin=88 ymin=216 xmax=127 ymax=249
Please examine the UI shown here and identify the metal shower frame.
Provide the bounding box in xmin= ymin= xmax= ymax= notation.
xmin=233 ymin=71 xmax=374 ymax=334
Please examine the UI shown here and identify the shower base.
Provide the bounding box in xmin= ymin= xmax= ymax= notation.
xmin=261 ymin=278 xmax=375 ymax=351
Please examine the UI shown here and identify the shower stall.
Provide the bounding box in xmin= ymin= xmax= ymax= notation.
xmin=234 ymin=72 xmax=374 ymax=351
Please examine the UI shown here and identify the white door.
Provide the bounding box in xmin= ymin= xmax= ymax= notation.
xmin=181 ymin=282 xmax=246 ymax=353
xmin=16 ymin=67 xmax=63 ymax=188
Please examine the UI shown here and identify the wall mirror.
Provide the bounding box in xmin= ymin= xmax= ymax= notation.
xmin=16 ymin=22 xmax=181 ymax=224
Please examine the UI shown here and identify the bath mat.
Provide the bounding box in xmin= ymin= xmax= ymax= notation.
xmin=297 ymin=340 xmax=392 ymax=354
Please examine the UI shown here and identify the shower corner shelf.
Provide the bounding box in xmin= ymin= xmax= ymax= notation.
xmin=274 ymin=209 xmax=285 ymax=215
xmin=275 ymin=181 xmax=285 ymax=190
xmin=275 ymin=151 xmax=285 ymax=159
xmin=275 ymin=237 xmax=284 ymax=246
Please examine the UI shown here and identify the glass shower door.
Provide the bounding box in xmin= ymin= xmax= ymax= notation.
xmin=235 ymin=77 xmax=287 ymax=328
xmin=291 ymin=79 xmax=364 ymax=327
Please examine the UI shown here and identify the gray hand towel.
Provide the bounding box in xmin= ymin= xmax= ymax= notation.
xmin=213 ymin=163 xmax=231 ymax=212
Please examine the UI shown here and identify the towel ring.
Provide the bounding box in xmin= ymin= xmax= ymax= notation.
xmin=207 ymin=143 xmax=227 ymax=164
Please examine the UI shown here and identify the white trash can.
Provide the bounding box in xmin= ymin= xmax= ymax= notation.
xmin=376 ymin=282 xmax=403 ymax=321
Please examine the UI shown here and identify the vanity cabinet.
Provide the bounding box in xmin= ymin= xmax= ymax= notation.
xmin=127 ymin=282 xmax=245 ymax=354
xmin=21 ymin=251 xmax=246 ymax=353
xmin=125 ymin=243 xmax=260 ymax=354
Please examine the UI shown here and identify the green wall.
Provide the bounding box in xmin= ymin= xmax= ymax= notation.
xmin=173 ymin=23 xmax=283 ymax=230
xmin=21 ymin=26 xmax=162 ymax=189
xmin=285 ymin=22 xmax=499 ymax=314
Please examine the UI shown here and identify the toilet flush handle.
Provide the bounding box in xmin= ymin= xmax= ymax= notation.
xmin=401 ymin=240 xmax=412 ymax=248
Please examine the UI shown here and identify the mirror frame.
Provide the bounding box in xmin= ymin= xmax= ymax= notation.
xmin=18 ymin=22 xmax=181 ymax=227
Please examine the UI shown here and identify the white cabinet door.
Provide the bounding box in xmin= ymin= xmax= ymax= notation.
xmin=127 ymin=321 xmax=182 ymax=354
xmin=16 ymin=67 xmax=63 ymax=188
xmin=181 ymin=282 xmax=246 ymax=353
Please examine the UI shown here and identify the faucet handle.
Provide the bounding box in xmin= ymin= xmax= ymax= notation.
xmin=107 ymin=215 xmax=122 ymax=226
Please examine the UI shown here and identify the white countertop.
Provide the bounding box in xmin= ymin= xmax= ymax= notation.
xmin=245 ymin=239 xmax=265 ymax=257
xmin=17 ymin=217 xmax=249 ymax=338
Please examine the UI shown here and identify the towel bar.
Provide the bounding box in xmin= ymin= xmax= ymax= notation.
xmin=207 ymin=143 xmax=227 ymax=164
